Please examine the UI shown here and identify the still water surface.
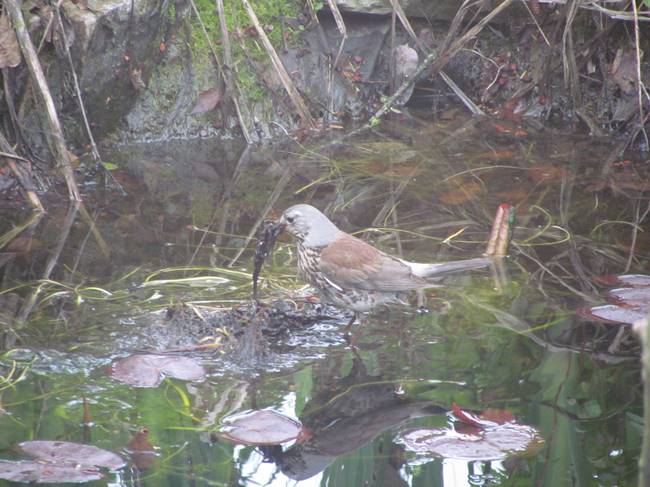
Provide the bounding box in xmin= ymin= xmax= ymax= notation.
xmin=0 ymin=113 xmax=646 ymax=486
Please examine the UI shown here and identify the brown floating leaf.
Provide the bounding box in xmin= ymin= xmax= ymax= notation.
xmin=18 ymin=441 xmax=126 ymax=470
xmin=401 ymin=423 xmax=543 ymax=461
xmin=452 ymin=402 xmax=514 ymax=428
xmin=220 ymin=410 xmax=302 ymax=445
xmin=577 ymin=304 xmax=648 ymax=325
xmin=598 ymin=274 xmax=650 ymax=287
xmin=0 ymin=13 xmax=21 ymax=68
xmin=606 ymin=287 xmax=650 ymax=308
xmin=191 ymin=88 xmax=222 ymax=114
xmin=0 ymin=460 xmax=102 ymax=483
xmin=110 ymin=355 xmax=205 ymax=388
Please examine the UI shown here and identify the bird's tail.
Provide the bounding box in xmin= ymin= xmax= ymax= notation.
xmin=407 ymin=257 xmax=491 ymax=280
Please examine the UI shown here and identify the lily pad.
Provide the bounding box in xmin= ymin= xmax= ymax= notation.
xmin=451 ymin=403 xmax=514 ymax=428
xmin=400 ymin=424 xmax=543 ymax=461
xmin=594 ymin=274 xmax=650 ymax=287
xmin=110 ymin=354 xmax=206 ymax=388
xmin=0 ymin=460 xmax=102 ymax=484
xmin=606 ymin=287 xmax=650 ymax=308
xmin=220 ymin=410 xmax=302 ymax=446
xmin=577 ymin=304 xmax=648 ymax=325
xmin=18 ymin=441 xmax=126 ymax=470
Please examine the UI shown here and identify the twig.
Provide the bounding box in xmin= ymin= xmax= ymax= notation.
xmin=325 ymin=0 xmax=347 ymax=69
xmin=214 ymin=0 xmax=253 ymax=145
xmin=369 ymin=0 xmax=514 ymax=124
xmin=240 ymin=0 xmax=316 ymax=129
xmin=439 ymin=71 xmax=485 ymax=115
xmin=15 ymin=203 xmax=80 ymax=329
xmin=54 ymin=4 xmax=126 ymax=195
xmin=0 ymin=130 xmax=43 ymax=211
xmin=5 ymin=0 xmax=81 ymax=201
xmin=189 ymin=0 xmax=252 ymax=143
xmin=631 ymin=0 xmax=649 ymax=148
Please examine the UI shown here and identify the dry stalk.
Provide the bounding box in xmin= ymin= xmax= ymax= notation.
xmin=371 ymin=0 xmax=514 ymax=123
xmin=240 ymin=0 xmax=316 ymax=129
xmin=5 ymin=0 xmax=80 ymax=201
xmin=325 ymin=0 xmax=347 ymax=69
xmin=189 ymin=0 xmax=252 ymax=143
xmin=0 ymin=128 xmax=43 ymax=211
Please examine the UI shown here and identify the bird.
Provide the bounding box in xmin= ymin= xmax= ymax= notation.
xmin=274 ymin=204 xmax=491 ymax=319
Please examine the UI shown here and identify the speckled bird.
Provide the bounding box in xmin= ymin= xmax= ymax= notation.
xmin=275 ymin=204 xmax=490 ymax=315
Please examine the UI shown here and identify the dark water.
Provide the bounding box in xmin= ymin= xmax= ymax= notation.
xmin=0 ymin=113 xmax=647 ymax=486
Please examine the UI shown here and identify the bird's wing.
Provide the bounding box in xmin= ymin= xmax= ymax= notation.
xmin=319 ymin=234 xmax=426 ymax=291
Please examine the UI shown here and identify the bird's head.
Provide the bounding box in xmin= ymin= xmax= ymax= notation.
xmin=276 ymin=204 xmax=340 ymax=246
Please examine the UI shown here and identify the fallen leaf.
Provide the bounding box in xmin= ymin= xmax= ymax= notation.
xmin=577 ymin=304 xmax=648 ymax=325
xmin=0 ymin=460 xmax=102 ymax=483
xmin=219 ymin=410 xmax=302 ymax=445
xmin=110 ymin=354 xmax=205 ymax=388
xmin=594 ymin=274 xmax=650 ymax=287
xmin=18 ymin=440 xmax=126 ymax=470
xmin=400 ymin=423 xmax=543 ymax=461
xmin=606 ymin=287 xmax=650 ymax=308
xmin=191 ymin=88 xmax=222 ymax=114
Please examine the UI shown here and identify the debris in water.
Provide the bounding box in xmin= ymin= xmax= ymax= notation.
xmin=219 ymin=409 xmax=302 ymax=445
xmin=252 ymin=219 xmax=283 ymax=300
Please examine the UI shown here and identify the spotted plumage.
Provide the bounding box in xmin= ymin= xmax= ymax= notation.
xmin=276 ymin=204 xmax=490 ymax=315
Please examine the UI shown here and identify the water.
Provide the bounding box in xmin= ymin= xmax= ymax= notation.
xmin=0 ymin=112 xmax=646 ymax=486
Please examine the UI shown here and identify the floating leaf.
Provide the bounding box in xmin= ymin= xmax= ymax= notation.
xmin=191 ymin=88 xmax=222 ymax=114
xmin=18 ymin=441 xmax=126 ymax=470
xmin=0 ymin=460 xmax=102 ymax=483
xmin=110 ymin=355 xmax=205 ymax=388
xmin=595 ymin=274 xmax=650 ymax=288
xmin=606 ymin=287 xmax=650 ymax=308
xmin=401 ymin=423 xmax=543 ymax=461
xmin=577 ymin=304 xmax=648 ymax=325
xmin=452 ymin=403 xmax=514 ymax=428
xmin=220 ymin=410 xmax=302 ymax=445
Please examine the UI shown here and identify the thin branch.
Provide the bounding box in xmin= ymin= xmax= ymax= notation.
xmin=240 ymin=0 xmax=316 ymax=129
xmin=370 ymin=0 xmax=514 ymax=124
xmin=5 ymin=0 xmax=81 ymax=201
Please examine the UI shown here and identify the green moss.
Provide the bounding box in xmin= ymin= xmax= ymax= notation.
xmin=188 ymin=0 xmax=304 ymax=100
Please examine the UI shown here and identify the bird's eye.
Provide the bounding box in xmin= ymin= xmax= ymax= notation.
xmin=286 ymin=216 xmax=295 ymax=223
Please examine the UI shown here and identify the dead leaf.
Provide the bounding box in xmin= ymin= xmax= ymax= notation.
xmin=18 ymin=441 xmax=126 ymax=470
xmin=220 ymin=410 xmax=302 ymax=446
xmin=0 ymin=460 xmax=102 ymax=483
xmin=110 ymin=354 xmax=205 ymax=388
xmin=0 ymin=13 xmax=21 ymax=68
xmin=400 ymin=423 xmax=543 ymax=461
xmin=191 ymin=88 xmax=222 ymax=114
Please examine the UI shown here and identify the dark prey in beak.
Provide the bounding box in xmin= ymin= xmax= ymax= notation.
xmin=252 ymin=219 xmax=285 ymax=301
